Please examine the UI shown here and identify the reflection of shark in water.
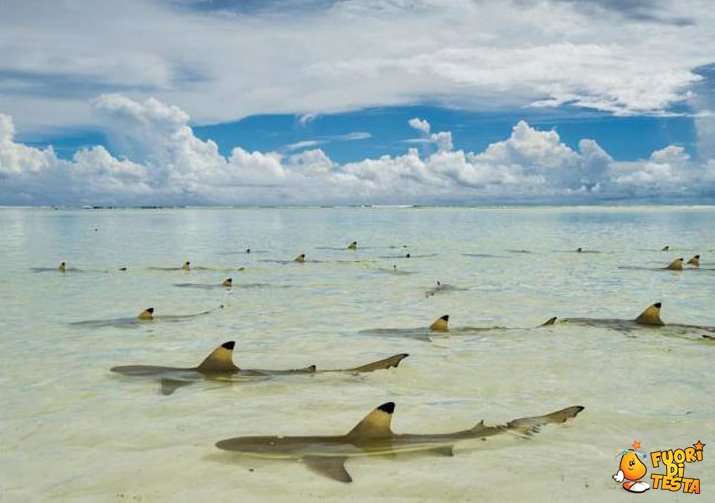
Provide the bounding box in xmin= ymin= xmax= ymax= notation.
xmin=424 ymin=281 xmax=468 ymax=297
xmin=215 ymin=402 xmax=584 ymax=483
xmin=542 ymin=303 xmax=715 ymax=339
xmin=71 ymin=306 xmax=223 ymax=328
xmin=111 ymin=341 xmax=409 ymax=394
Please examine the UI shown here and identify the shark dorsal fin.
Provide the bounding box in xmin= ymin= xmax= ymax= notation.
xmin=540 ymin=316 xmax=558 ymax=327
xmin=295 ymin=254 xmax=306 ymax=263
xmin=634 ymin=303 xmax=664 ymax=326
xmin=222 ymin=278 xmax=233 ymax=287
xmin=687 ymin=254 xmax=700 ymax=267
xmin=347 ymin=241 xmax=357 ymax=250
xmin=182 ymin=261 xmax=191 ymax=270
xmin=661 ymin=245 xmax=669 ymax=251
xmin=196 ymin=341 xmax=239 ymax=372
xmin=665 ymin=258 xmax=683 ymax=270
xmin=138 ymin=307 xmax=154 ymax=320
xmin=347 ymin=402 xmax=395 ymax=439
xmin=429 ymin=315 xmax=449 ymax=332
xmin=58 ymin=261 xmax=66 ymax=271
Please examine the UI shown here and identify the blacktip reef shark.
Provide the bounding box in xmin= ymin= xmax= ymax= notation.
xmin=360 ymin=314 xmax=544 ymax=341
xmin=424 ymin=281 xmax=468 ymax=297
xmin=215 ymin=401 xmax=584 ymax=483
xmin=620 ymin=256 xmax=708 ymax=272
xmin=174 ymin=278 xmax=234 ymax=289
xmin=542 ymin=302 xmax=715 ymax=338
xmin=111 ymin=341 xmax=409 ymax=394
xmin=71 ymin=305 xmax=224 ymax=328
xmin=376 ymin=264 xmax=415 ymax=275
xmin=32 ymin=261 xmax=102 ymax=273
xmin=148 ymin=261 xmax=194 ymax=271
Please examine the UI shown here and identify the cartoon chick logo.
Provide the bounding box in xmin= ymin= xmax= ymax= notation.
xmin=613 ymin=441 xmax=651 ymax=493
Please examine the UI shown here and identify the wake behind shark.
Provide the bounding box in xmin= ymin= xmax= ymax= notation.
xmin=543 ymin=302 xmax=715 ymax=338
xmin=111 ymin=341 xmax=409 ymax=394
xmin=215 ymin=402 xmax=584 ymax=483
xmin=71 ymin=306 xmax=223 ymax=328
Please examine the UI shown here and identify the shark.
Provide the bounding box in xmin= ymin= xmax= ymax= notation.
xmin=174 ymin=278 xmax=234 ymax=289
xmin=424 ymin=281 xmax=468 ymax=297
xmin=71 ymin=305 xmax=223 ymax=328
xmin=111 ymin=341 xmax=409 ymax=394
xmin=215 ymin=401 xmax=584 ymax=483
xmin=542 ymin=302 xmax=715 ymax=338
xmin=360 ymin=314 xmax=539 ymax=341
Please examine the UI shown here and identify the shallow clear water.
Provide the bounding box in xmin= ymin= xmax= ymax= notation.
xmin=1 ymin=206 xmax=713 ymax=502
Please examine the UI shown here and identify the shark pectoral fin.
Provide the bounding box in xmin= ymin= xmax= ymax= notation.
xmin=160 ymin=378 xmax=194 ymax=395
xmin=428 ymin=446 xmax=454 ymax=457
xmin=348 ymin=353 xmax=409 ymax=373
xmin=196 ymin=341 xmax=239 ymax=372
xmin=303 ymin=456 xmax=352 ymax=483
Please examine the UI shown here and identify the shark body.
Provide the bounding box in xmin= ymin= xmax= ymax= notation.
xmin=71 ymin=306 xmax=223 ymax=328
xmin=216 ymin=402 xmax=584 ymax=483
xmin=111 ymin=341 xmax=408 ymax=394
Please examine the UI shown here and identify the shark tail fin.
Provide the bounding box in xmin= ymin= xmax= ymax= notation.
xmin=196 ymin=341 xmax=239 ymax=372
xmin=348 ymin=354 xmax=409 ymax=373
xmin=634 ymin=302 xmax=664 ymax=326
xmin=429 ymin=315 xmax=449 ymax=332
xmin=347 ymin=402 xmax=395 ymax=439
xmin=665 ymin=258 xmax=683 ymax=270
xmin=507 ymin=405 xmax=585 ymax=435
xmin=687 ymin=254 xmax=700 ymax=267
xmin=138 ymin=307 xmax=154 ymax=320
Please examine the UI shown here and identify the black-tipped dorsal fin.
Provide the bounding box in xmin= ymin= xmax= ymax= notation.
xmin=687 ymin=254 xmax=700 ymax=267
xmin=303 ymin=456 xmax=352 ymax=483
xmin=429 ymin=315 xmax=449 ymax=332
xmin=540 ymin=316 xmax=558 ymax=327
xmin=138 ymin=307 xmax=154 ymax=320
xmin=196 ymin=341 xmax=239 ymax=372
xmin=634 ymin=302 xmax=664 ymax=326
xmin=665 ymin=258 xmax=683 ymax=270
xmin=347 ymin=402 xmax=395 ymax=439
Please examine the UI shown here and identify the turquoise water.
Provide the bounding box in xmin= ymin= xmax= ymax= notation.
xmin=1 ymin=206 xmax=713 ymax=502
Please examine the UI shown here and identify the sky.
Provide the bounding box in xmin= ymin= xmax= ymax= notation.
xmin=1 ymin=0 xmax=714 ymax=205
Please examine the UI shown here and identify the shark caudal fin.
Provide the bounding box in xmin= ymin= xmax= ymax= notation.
xmin=429 ymin=315 xmax=449 ymax=332
xmin=347 ymin=402 xmax=395 ymax=439
xmin=633 ymin=302 xmax=664 ymax=326
xmin=347 ymin=241 xmax=357 ymax=250
xmin=182 ymin=261 xmax=191 ymax=270
xmin=665 ymin=258 xmax=684 ymax=270
xmin=687 ymin=254 xmax=700 ymax=267
xmin=348 ymin=354 xmax=409 ymax=373
xmin=295 ymin=254 xmax=306 ymax=263
xmin=661 ymin=245 xmax=669 ymax=251
xmin=196 ymin=341 xmax=239 ymax=372
xmin=138 ymin=307 xmax=155 ymax=320
xmin=540 ymin=316 xmax=558 ymax=327
xmin=221 ymin=278 xmax=233 ymax=287
xmin=506 ymin=405 xmax=585 ymax=435
xmin=58 ymin=261 xmax=66 ymax=271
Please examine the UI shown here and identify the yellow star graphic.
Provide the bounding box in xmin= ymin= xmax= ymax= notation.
xmin=694 ymin=441 xmax=705 ymax=451
xmin=632 ymin=441 xmax=641 ymax=450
